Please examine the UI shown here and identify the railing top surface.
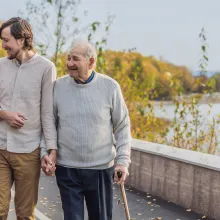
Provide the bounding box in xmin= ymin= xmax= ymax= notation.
xmin=132 ymin=138 xmax=220 ymax=171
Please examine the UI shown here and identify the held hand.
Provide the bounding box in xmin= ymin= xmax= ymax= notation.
xmin=41 ymin=154 xmax=51 ymax=174
xmin=41 ymin=150 xmax=57 ymax=176
xmin=48 ymin=150 xmax=57 ymax=169
xmin=114 ymin=164 xmax=129 ymax=184
xmin=41 ymin=154 xmax=54 ymax=176
xmin=2 ymin=111 xmax=27 ymax=129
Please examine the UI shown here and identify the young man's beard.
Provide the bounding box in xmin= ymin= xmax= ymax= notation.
xmin=7 ymin=49 xmax=20 ymax=60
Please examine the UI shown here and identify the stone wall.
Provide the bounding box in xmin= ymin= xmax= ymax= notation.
xmin=126 ymin=139 xmax=220 ymax=219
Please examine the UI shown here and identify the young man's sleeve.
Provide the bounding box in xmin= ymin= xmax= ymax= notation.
xmin=40 ymin=79 xmax=58 ymax=158
xmin=40 ymin=133 xmax=48 ymax=159
xmin=40 ymin=63 xmax=57 ymax=150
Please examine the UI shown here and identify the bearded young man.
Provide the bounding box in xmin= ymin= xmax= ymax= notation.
xmin=42 ymin=41 xmax=132 ymax=220
xmin=0 ymin=17 xmax=57 ymax=220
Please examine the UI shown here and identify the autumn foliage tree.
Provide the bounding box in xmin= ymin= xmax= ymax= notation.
xmin=52 ymin=49 xmax=195 ymax=141
xmin=0 ymin=22 xmax=6 ymax=58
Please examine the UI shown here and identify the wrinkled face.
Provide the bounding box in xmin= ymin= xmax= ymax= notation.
xmin=1 ymin=26 xmax=24 ymax=60
xmin=67 ymin=46 xmax=92 ymax=80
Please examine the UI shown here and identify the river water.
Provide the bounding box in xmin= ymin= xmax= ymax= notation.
xmin=153 ymin=103 xmax=220 ymax=154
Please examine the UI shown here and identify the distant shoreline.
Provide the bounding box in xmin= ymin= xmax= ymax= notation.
xmin=152 ymin=93 xmax=220 ymax=105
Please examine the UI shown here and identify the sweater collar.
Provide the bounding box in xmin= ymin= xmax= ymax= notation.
xmin=74 ymin=71 xmax=95 ymax=84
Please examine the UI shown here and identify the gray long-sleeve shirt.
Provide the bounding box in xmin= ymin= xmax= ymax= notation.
xmin=0 ymin=54 xmax=57 ymax=153
xmin=41 ymin=72 xmax=132 ymax=169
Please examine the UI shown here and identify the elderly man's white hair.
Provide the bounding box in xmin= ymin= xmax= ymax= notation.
xmin=71 ymin=40 xmax=97 ymax=62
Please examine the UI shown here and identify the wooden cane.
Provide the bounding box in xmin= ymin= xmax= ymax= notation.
xmin=117 ymin=171 xmax=131 ymax=220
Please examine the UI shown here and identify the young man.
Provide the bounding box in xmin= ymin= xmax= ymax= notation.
xmin=0 ymin=17 xmax=57 ymax=220
xmin=42 ymin=41 xmax=132 ymax=220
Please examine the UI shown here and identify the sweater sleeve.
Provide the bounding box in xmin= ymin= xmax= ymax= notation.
xmin=111 ymin=83 xmax=132 ymax=168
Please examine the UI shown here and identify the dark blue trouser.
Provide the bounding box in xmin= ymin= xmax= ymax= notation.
xmin=55 ymin=165 xmax=114 ymax=220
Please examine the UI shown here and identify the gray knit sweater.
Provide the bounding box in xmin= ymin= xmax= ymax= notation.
xmin=41 ymin=72 xmax=131 ymax=169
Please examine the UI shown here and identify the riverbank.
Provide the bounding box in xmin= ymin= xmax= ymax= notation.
xmin=152 ymin=92 xmax=220 ymax=105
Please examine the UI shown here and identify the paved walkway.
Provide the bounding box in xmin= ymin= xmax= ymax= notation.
xmin=8 ymin=172 xmax=209 ymax=220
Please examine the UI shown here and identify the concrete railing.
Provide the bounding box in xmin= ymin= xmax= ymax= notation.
xmin=126 ymin=139 xmax=220 ymax=220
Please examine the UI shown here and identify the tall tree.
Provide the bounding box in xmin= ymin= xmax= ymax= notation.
xmin=21 ymin=0 xmax=114 ymax=66
xmin=0 ymin=40 xmax=6 ymax=58
xmin=0 ymin=22 xmax=7 ymax=58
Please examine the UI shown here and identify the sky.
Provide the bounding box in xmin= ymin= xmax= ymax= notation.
xmin=0 ymin=0 xmax=220 ymax=72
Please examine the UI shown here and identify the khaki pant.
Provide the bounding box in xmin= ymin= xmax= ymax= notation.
xmin=0 ymin=148 xmax=41 ymax=220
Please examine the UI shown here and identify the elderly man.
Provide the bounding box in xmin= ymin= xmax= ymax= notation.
xmin=42 ymin=41 xmax=131 ymax=220
xmin=0 ymin=17 xmax=57 ymax=220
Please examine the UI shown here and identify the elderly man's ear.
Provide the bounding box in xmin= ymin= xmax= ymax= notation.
xmin=89 ymin=57 xmax=95 ymax=69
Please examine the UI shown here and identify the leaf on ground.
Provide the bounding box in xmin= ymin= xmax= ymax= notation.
xmin=136 ymin=213 xmax=143 ymax=216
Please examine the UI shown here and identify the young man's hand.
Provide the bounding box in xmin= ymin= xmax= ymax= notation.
xmin=0 ymin=111 xmax=27 ymax=129
xmin=114 ymin=164 xmax=129 ymax=184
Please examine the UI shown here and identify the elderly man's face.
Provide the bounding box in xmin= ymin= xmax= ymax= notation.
xmin=66 ymin=46 xmax=91 ymax=80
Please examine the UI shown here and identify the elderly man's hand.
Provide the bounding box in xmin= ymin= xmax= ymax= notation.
xmin=41 ymin=150 xmax=57 ymax=176
xmin=114 ymin=164 xmax=129 ymax=184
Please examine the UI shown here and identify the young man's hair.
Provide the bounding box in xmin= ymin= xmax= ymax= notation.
xmin=0 ymin=17 xmax=34 ymax=50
